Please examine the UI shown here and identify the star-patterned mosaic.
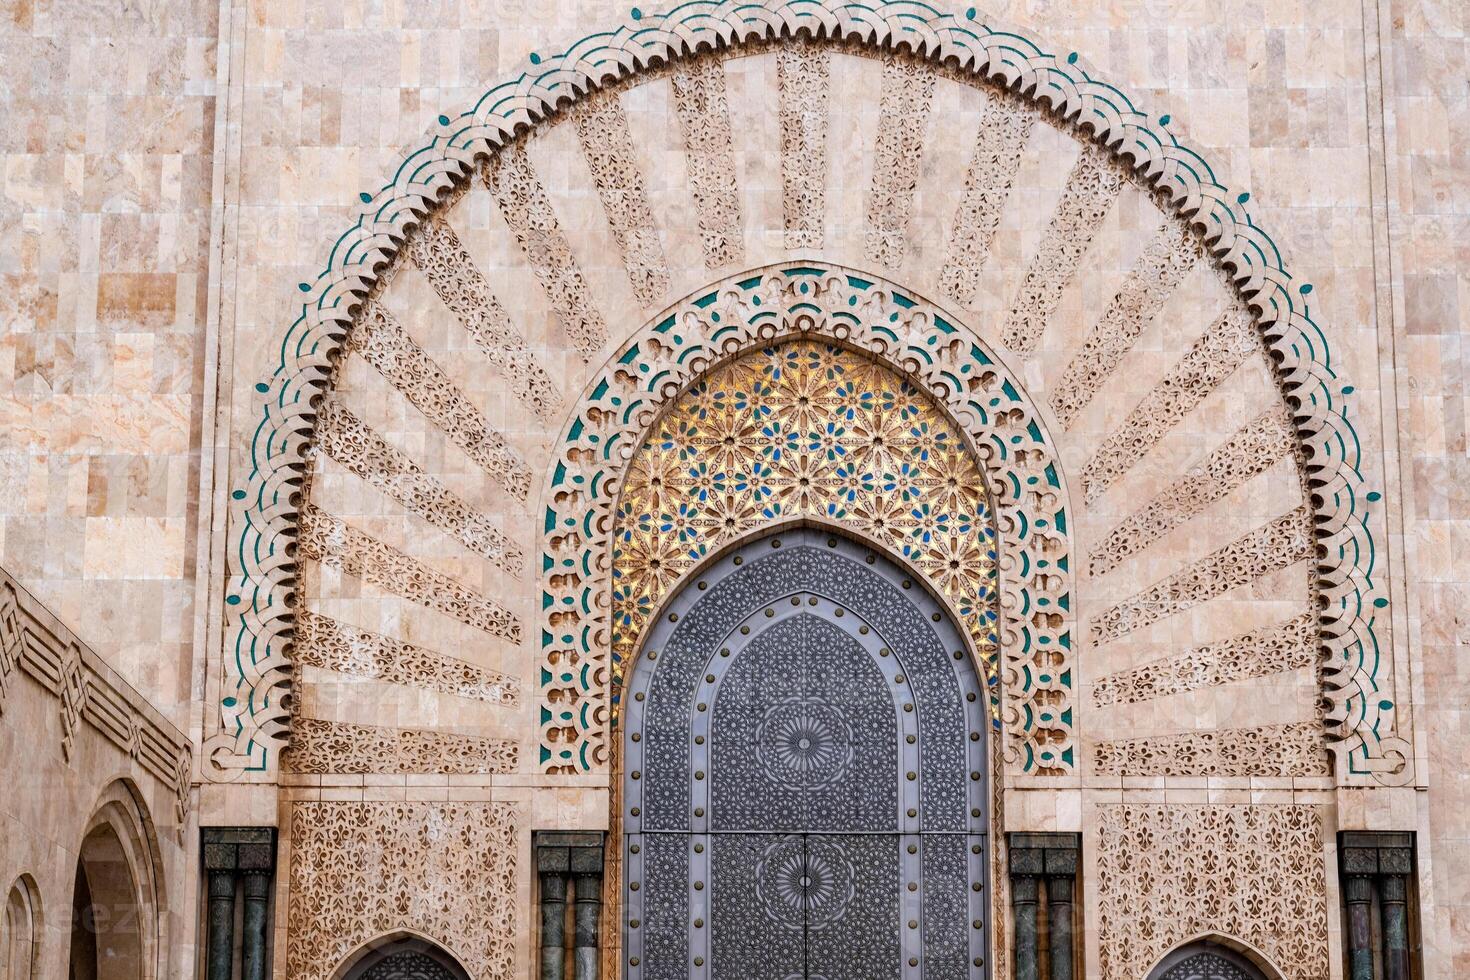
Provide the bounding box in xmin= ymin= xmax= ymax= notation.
xmin=612 ymin=341 xmax=1000 ymax=711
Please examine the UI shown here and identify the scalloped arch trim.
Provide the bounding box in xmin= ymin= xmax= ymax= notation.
xmin=210 ymin=0 xmax=1407 ymax=786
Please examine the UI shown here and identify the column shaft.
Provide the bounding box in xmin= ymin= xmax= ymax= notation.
xmin=1344 ymin=874 xmax=1376 ymax=980
xmin=1046 ymin=875 xmax=1074 ymax=980
xmin=540 ymin=871 xmax=570 ymax=980
xmin=240 ymin=871 xmax=271 ymax=980
xmin=1381 ymin=875 xmax=1410 ymax=980
xmin=1012 ymin=875 xmax=1040 ymax=980
xmin=206 ymin=870 xmax=236 ymax=980
xmin=572 ymin=871 xmax=602 ymax=980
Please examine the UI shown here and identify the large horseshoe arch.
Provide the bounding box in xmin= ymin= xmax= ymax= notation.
xmin=621 ymin=528 xmax=991 ymax=979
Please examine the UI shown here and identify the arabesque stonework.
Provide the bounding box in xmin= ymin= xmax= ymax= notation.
xmin=1 ymin=1 xmax=1466 ymax=978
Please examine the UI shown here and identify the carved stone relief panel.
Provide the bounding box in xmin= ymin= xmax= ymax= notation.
xmin=1096 ymin=805 xmax=1328 ymax=980
xmin=285 ymin=802 xmax=518 ymax=980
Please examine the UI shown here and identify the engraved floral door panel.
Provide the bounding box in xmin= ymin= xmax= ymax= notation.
xmin=622 ymin=530 xmax=990 ymax=980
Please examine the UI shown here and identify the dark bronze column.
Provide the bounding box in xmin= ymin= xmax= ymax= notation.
xmin=201 ymin=828 xmax=278 ymax=980
xmin=1046 ymin=875 xmax=1075 ymax=980
xmin=1009 ymin=833 xmax=1079 ymax=980
xmin=571 ymin=850 xmax=604 ymax=980
xmin=1340 ymin=831 xmax=1417 ymax=980
xmin=538 ymin=862 xmax=569 ymax=980
xmin=1343 ymin=874 xmax=1375 ymax=980
xmin=205 ymin=870 xmax=236 ymax=980
xmin=1011 ymin=873 xmax=1040 ymax=980
xmin=240 ymin=871 xmax=272 ymax=980
xmin=1380 ymin=874 xmax=1410 ymax=980
xmin=537 ymin=831 xmax=606 ymax=980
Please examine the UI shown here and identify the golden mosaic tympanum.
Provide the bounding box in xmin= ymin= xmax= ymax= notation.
xmin=611 ymin=341 xmax=1000 ymax=712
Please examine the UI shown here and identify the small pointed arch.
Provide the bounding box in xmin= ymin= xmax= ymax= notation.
xmin=69 ymin=780 xmax=164 ymax=980
xmin=4 ymin=874 xmax=41 ymax=980
xmin=1147 ymin=936 xmax=1284 ymax=980
xmin=333 ymin=932 xmax=471 ymax=980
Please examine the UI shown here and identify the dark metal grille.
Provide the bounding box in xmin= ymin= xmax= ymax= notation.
xmin=1152 ymin=947 xmax=1267 ymax=980
xmin=622 ymin=530 xmax=990 ymax=979
xmin=355 ymin=950 xmax=465 ymax=980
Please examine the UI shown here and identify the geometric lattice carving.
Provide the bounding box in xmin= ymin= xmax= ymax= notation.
xmin=222 ymin=3 xmax=1402 ymax=787
xmin=293 ymin=611 xmax=519 ymax=706
xmin=1097 ymin=805 xmax=1329 ymax=980
xmin=1080 ymin=305 xmax=1260 ymax=506
xmin=314 ymin=400 xmax=522 ymax=570
xmin=283 ymin=718 xmax=517 ymax=776
xmin=670 ymin=58 xmax=742 ymax=269
xmin=346 ymin=303 xmax=532 ymax=498
xmin=286 ymin=802 xmax=517 ymax=980
xmin=865 ymin=55 xmax=936 ymax=270
xmin=1093 ymin=722 xmax=1328 ymax=778
xmin=1092 ymin=612 xmax=1316 ymax=707
xmin=1091 ymin=506 xmax=1314 ymax=646
xmin=777 ymin=43 xmax=829 ymax=250
xmin=938 ymin=92 xmax=1036 ymax=307
xmin=571 ymin=92 xmax=672 ymax=307
xmin=405 ymin=216 xmax=562 ymax=422
xmin=1049 ymin=221 xmax=1201 ymax=430
xmin=484 ymin=145 xmax=608 ymax=360
xmin=297 ymin=505 xmax=520 ymax=642
xmin=1001 ymin=145 xmax=1124 ymax=354
xmin=1090 ymin=408 xmax=1297 ymax=577
xmin=612 ymin=341 xmax=997 ymax=706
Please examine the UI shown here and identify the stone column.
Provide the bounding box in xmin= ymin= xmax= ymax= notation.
xmin=538 ymin=863 xmax=569 ymax=980
xmin=536 ymin=832 xmax=606 ymax=980
xmin=1009 ymin=833 xmax=1079 ymax=980
xmin=205 ymin=870 xmax=236 ymax=980
xmin=1010 ymin=874 xmax=1040 ymax=980
xmin=240 ymin=871 xmax=272 ymax=980
xmin=1046 ymin=875 xmax=1074 ymax=980
xmin=1343 ymin=874 xmax=1375 ymax=980
xmin=572 ymin=859 xmax=603 ymax=980
xmin=201 ymin=828 xmax=278 ymax=980
xmin=1380 ymin=874 xmax=1410 ymax=980
xmin=1340 ymin=831 xmax=1417 ymax=980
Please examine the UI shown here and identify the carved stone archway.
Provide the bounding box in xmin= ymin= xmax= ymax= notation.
xmin=208 ymin=0 xmax=1406 ymax=795
xmin=550 ymin=268 xmax=1072 ymax=778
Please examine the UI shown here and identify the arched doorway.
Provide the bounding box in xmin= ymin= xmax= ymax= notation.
xmin=1149 ymin=940 xmax=1275 ymax=980
xmin=4 ymin=876 xmax=39 ymax=980
xmin=621 ymin=528 xmax=990 ymax=978
xmin=339 ymin=937 xmax=471 ymax=980
xmin=69 ymin=822 xmax=142 ymax=980
xmin=67 ymin=785 xmax=159 ymax=980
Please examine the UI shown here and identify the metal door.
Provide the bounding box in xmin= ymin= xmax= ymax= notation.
xmin=622 ymin=530 xmax=990 ymax=979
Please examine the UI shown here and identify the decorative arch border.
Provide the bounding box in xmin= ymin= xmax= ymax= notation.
xmin=1145 ymin=935 xmax=1286 ymax=980
xmin=332 ymin=932 xmax=474 ymax=980
xmin=212 ymin=0 xmax=1404 ymax=787
xmin=543 ymin=265 xmax=1072 ymax=775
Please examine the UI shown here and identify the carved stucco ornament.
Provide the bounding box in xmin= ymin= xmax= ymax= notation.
xmin=210 ymin=0 xmax=1407 ymax=788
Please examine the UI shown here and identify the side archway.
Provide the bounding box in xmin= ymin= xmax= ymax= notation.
xmin=4 ymin=875 xmax=40 ymax=980
xmin=67 ymin=782 xmax=162 ymax=980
